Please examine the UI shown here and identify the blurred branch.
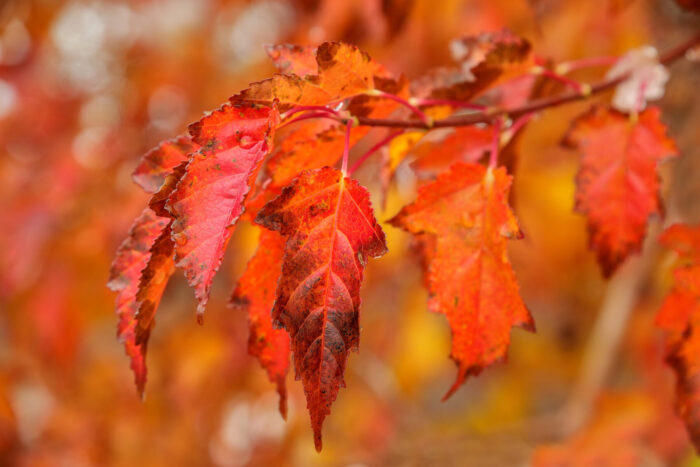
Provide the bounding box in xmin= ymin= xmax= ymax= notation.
xmin=356 ymin=33 xmax=700 ymax=129
xmin=523 ymin=228 xmax=661 ymax=442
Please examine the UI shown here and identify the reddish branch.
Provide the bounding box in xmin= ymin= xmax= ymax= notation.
xmin=356 ymin=33 xmax=700 ymax=129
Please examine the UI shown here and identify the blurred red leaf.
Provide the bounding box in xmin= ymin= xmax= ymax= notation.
xmin=566 ymin=106 xmax=678 ymax=277
xmin=411 ymin=125 xmax=493 ymax=175
xmin=657 ymin=223 xmax=700 ymax=452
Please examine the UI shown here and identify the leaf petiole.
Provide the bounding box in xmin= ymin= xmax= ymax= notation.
xmin=347 ymin=130 xmax=404 ymax=176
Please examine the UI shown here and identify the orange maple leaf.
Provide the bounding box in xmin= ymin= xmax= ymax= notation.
xmin=231 ymin=228 xmax=290 ymax=418
xmin=238 ymin=42 xmax=390 ymax=110
xmin=414 ymin=30 xmax=533 ymax=102
xmin=566 ymin=106 xmax=678 ymax=277
xmin=389 ymin=162 xmax=534 ymax=399
xmin=657 ymin=223 xmax=700 ymax=452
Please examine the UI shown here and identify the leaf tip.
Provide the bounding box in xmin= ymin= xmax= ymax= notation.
xmin=313 ymin=432 xmax=323 ymax=452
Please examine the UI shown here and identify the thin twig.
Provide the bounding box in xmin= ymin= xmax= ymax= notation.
xmin=411 ymin=97 xmax=488 ymax=111
xmin=355 ymin=33 xmax=700 ymax=129
xmin=488 ymin=119 xmax=502 ymax=168
xmin=348 ymin=130 xmax=404 ymax=175
xmin=531 ymin=66 xmax=592 ymax=96
xmin=340 ymin=120 xmax=352 ymax=174
xmin=555 ymin=56 xmax=619 ymax=74
xmin=367 ymin=90 xmax=433 ymax=126
xmin=282 ymin=105 xmax=341 ymax=120
xmin=279 ymin=111 xmax=345 ymax=129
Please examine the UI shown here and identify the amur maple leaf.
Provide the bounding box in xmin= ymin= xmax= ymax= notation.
xmin=166 ymin=102 xmax=280 ymax=319
xmin=107 ymin=208 xmax=170 ymax=397
xmin=255 ymin=167 xmax=387 ymax=451
xmin=566 ymin=106 xmax=678 ymax=277
xmin=389 ymin=162 xmax=534 ymax=399
xmin=657 ymin=223 xmax=700 ymax=452
xmin=231 ymin=228 xmax=290 ymax=418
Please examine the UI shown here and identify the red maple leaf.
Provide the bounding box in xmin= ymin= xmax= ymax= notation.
xmin=166 ymin=102 xmax=280 ymax=319
xmin=566 ymin=106 xmax=678 ymax=277
xmin=255 ymin=167 xmax=387 ymax=451
xmin=389 ymin=162 xmax=534 ymax=399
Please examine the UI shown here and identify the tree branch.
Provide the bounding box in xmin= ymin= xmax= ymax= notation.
xmin=356 ymin=33 xmax=700 ymax=129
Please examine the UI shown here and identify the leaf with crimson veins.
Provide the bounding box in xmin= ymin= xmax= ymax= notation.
xmin=166 ymin=102 xmax=280 ymax=320
xmin=132 ymin=135 xmax=199 ymax=193
xmin=231 ymin=228 xmax=290 ymax=418
xmin=657 ymin=223 xmax=700 ymax=452
xmin=388 ymin=162 xmax=534 ymax=399
xmin=107 ymin=208 xmax=170 ymax=397
xmin=565 ymin=106 xmax=678 ymax=277
xmin=255 ymin=167 xmax=387 ymax=451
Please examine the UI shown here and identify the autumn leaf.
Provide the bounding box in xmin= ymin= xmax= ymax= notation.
xmin=414 ymin=30 xmax=533 ymax=101
xmin=166 ymin=102 xmax=280 ymax=319
xmin=566 ymin=106 xmax=678 ymax=277
xmin=231 ymin=228 xmax=290 ymax=418
xmin=410 ymin=125 xmax=493 ymax=176
xmin=657 ymin=223 xmax=700 ymax=452
xmin=238 ymin=42 xmax=390 ymax=111
xmin=389 ymin=162 xmax=534 ymax=399
xmin=265 ymin=44 xmax=318 ymax=76
xmin=132 ymin=135 xmax=199 ymax=193
xmin=107 ymin=208 xmax=170 ymax=396
xmin=255 ymin=167 xmax=388 ymax=451
xmin=134 ymin=225 xmax=175 ymax=347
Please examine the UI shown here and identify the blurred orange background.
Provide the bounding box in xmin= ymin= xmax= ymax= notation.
xmin=1 ymin=0 xmax=699 ymax=465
